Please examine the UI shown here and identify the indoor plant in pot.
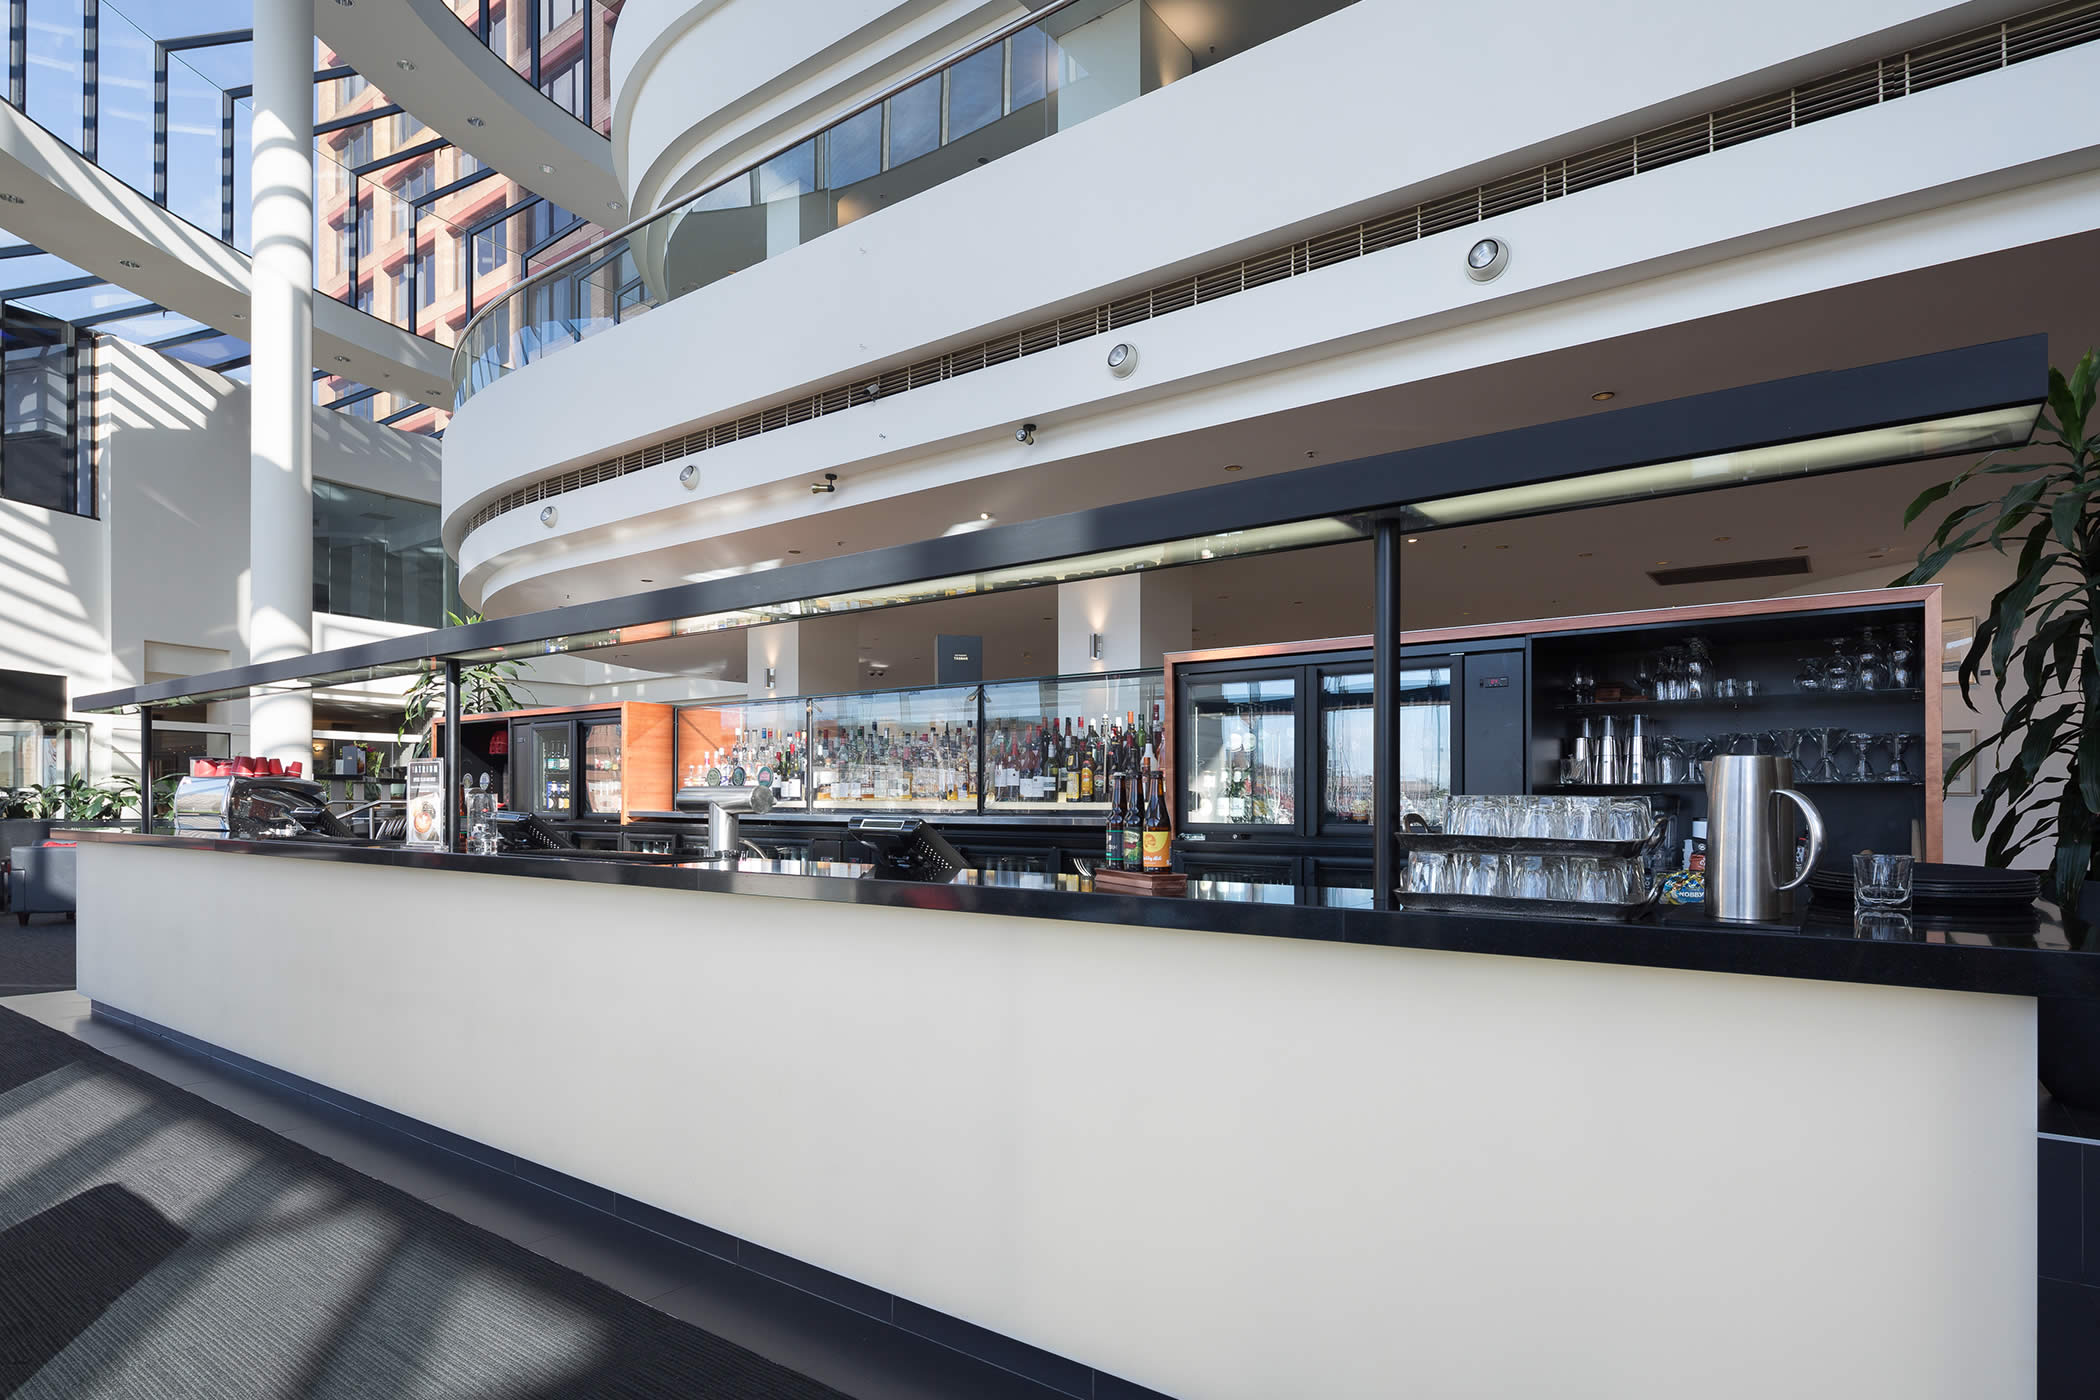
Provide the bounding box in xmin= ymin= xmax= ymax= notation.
xmin=1896 ymin=351 xmax=2100 ymax=1105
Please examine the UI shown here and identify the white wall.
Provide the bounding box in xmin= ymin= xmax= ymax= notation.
xmin=2 ymin=337 xmax=444 ymax=784
xmin=449 ymin=3 xmax=2098 ymax=612
xmin=81 ymin=843 xmax=2040 ymax=1400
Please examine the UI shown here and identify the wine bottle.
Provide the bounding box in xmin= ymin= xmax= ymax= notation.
xmin=1080 ymin=724 xmax=1096 ymax=802
xmin=1120 ymin=763 xmax=1143 ymax=872
xmin=1142 ymin=756 xmax=1171 ymax=871
xmin=1104 ymin=770 xmax=1125 ymax=871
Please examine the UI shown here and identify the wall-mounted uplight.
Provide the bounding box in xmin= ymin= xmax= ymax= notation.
xmin=539 ymin=505 xmax=558 ymax=527
xmin=765 ymin=666 xmax=776 ymax=690
xmin=1089 ymin=632 xmax=1103 ymax=660
xmin=1465 ymin=236 xmax=1510 ymax=282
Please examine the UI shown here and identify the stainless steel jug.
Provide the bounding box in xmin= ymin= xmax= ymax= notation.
xmin=1705 ymin=755 xmax=1824 ymax=922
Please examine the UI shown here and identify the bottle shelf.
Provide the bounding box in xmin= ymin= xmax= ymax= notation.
xmin=1557 ymin=690 xmax=1925 ymax=713
xmin=1555 ymin=781 xmax=1924 ymax=792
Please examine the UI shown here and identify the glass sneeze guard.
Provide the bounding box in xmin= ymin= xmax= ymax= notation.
xmin=981 ymin=670 xmax=1166 ymax=813
xmin=675 ymin=698 xmax=810 ymax=804
xmin=807 ymin=685 xmax=980 ymax=813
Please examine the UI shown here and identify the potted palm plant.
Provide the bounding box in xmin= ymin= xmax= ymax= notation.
xmin=1896 ymin=351 xmax=2099 ymax=1105
xmin=396 ymin=612 xmax=533 ymax=758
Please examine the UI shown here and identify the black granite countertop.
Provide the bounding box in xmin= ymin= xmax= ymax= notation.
xmin=67 ymin=830 xmax=2100 ymax=1000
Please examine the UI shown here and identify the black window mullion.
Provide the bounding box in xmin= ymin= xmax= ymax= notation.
xmin=159 ymin=28 xmax=250 ymax=53
xmin=152 ymin=43 xmax=167 ymax=205
xmin=347 ymin=176 xmax=360 ymax=310
xmin=219 ymin=92 xmax=234 ymax=242
xmin=82 ymin=0 xmax=98 ymax=161
xmin=528 ymin=0 xmax=541 ymax=85
xmin=316 ymin=103 xmax=398 ymax=137
xmin=8 ymin=0 xmax=25 ymax=111
xmin=415 ymin=164 xmax=495 ymax=211
xmin=351 ymin=135 xmax=444 ymax=177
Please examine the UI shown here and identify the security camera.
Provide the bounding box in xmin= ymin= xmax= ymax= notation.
xmin=1016 ymin=423 xmax=1037 ymax=445
xmin=1106 ymin=342 xmax=1138 ymax=377
xmin=810 ymin=472 xmax=838 ymax=495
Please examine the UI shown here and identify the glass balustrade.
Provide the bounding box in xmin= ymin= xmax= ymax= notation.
xmin=453 ymin=0 xmax=1348 ymax=407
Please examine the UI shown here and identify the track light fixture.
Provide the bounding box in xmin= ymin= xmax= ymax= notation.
xmin=1016 ymin=422 xmax=1037 ymax=445
xmin=679 ymin=463 xmax=699 ymax=489
xmin=810 ymin=473 xmax=838 ymax=495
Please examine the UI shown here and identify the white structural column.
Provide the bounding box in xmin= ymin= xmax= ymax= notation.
xmin=1057 ymin=573 xmax=1192 ymax=675
xmin=247 ymin=0 xmax=315 ymax=763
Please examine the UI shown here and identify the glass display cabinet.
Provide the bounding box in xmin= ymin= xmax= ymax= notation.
xmin=0 ymin=718 xmax=88 ymax=791
xmin=1180 ymin=671 xmax=1299 ymax=831
xmin=807 ymin=684 xmax=980 ymax=813
xmin=980 ymin=669 xmax=1165 ymax=814
xmin=675 ymin=698 xmax=810 ymax=803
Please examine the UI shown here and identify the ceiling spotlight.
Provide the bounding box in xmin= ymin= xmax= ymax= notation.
xmin=396 ymin=59 xmax=416 ymax=71
xmin=0 ymin=192 xmax=25 ymax=205
xmin=1106 ymin=342 xmax=1138 ymax=378
xmin=1015 ymin=422 xmax=1037 ymax=445
xmin=539 ymin=504 xmax=558 ymax=527
xmin=608 ymin=200 xmax=623 ymax=211
xmin=539 ymin=163 xmax=555 ymax=174
xmin=1223 ymin=464 xmax=1242 ymax=472
xmin=810 ymin=472 xmax=838 ymax=495
xmin=1406 ymin=536 xmax=1419 ymax=543
xmin=640 ymin=577 xmax=653 ymax=584
xmin=466 ymin=116 xmax=485 ymax=127
xmin=1591 ymin=390 xmax=1616 ymax=401
xmin=1465 ymin=236 xmax=1510 ymax=282
xmin=334 ymin=0 xmax=353 ymax=6
xmin=979 ymin=512 xmax=991 ymax=521
xmin=678 ymin=463 xmax=699 ymax=489
xmin=118 ymin=258 xmax=141 ymax=268
xmin=232 ymin=311 xmax=244 ymax=319
xmin=333 ymin=355 xmax=351 ymax=363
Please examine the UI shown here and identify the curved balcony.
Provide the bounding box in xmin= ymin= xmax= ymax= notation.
xmin=451 ymin=0 xmax=1353 ymax=406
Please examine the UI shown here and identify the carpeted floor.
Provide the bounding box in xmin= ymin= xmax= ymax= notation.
xmin=0 ymin=1005 xmax=852 ymax=1399
xmin=0 ymin=918 xmax=74 ymax=997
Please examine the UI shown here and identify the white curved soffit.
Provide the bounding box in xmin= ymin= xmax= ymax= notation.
xmin=316 ymin=0 xmax=624 ymax=221
xmin=612 ymin=0 xmax=1018 ymax=218
xmin=0 ymin=99 xmax=449 ymax=400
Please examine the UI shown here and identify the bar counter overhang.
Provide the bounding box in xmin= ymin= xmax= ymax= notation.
xmin=67 ymin=338 xmax=2075 ymax=1399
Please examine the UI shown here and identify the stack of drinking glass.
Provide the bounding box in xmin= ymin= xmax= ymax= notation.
xmin=1402 ymin=794 xmax=1659 ymax=915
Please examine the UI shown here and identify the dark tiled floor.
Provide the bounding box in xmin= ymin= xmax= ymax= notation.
xmin=0 ymin=990 xmax=1089 ymax=1400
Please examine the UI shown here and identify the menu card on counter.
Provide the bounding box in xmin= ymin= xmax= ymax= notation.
xmin=405 ymin=758 xmax=446 ymax=850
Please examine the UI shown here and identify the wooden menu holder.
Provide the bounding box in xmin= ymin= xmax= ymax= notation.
xmin=1092 ymin=867 xmax=1188 ymax=897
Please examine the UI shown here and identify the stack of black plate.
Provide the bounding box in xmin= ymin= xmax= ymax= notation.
xmin=1806 ymin=861 xmax=2039 ymax=909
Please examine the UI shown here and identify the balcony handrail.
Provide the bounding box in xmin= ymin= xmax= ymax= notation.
xmin=450 ymin=0 xmax=1087 ymax=402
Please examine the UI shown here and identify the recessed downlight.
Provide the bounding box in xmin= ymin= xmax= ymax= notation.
xmin=332 ymin=355 xmax=351 ymax=363
xmin=0 ymin=192 xmax=25 ymax=205
xmin=1223 ymin=464 xmax=1242 ymax=472
xmin=539 ymin=163 xmax=555 ymax=174
xmin=396 ymin=59 xmax=416 ymax=71
xmin=118 ymin=258 xmax=141 ymax=268
xmin=466 ymin=116 xmax=485 ymax=127
xmin=607 ymin=200 xmax=623 ymax=211
xmin=1592 ymin=390 xmax=1616 ymax=401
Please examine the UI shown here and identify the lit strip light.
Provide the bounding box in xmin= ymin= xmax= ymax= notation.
xmin=1402 ymin=406 xmax=2040 ymax=528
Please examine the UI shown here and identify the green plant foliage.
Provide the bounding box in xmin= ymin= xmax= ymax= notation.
xmin=397 ymin=612 xmax=533 ymax=757
xmin=1895 ymin=351 xmax=2100 ymax=936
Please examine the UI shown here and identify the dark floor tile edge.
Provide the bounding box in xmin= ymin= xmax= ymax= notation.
xmin=89 ymin=1002 xmax=1170 ymax=1400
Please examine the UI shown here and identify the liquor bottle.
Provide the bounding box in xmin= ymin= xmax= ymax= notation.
xmin=1059 ymin=718 xmax=1075 ymax=801
xmin=1142 ymin=753 xmax=1171 ymax=871
xmin=1080 ymin=724 xmax=1096 ymax=802
xmin=706 ymin=750 xmax=723 ymax=787
xmin=1104 ymin=770 xmax=1125 ymax=871
xmin=1120 ymin=768 xmax=1143 ymax=871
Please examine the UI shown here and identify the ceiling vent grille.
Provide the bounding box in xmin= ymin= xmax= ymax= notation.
xmin=1648 ymin=556 xmax=1815 ymax=587
xmin=462 ymin=0 xmax=2100 ymax=541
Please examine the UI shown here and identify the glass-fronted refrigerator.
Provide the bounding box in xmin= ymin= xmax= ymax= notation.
xmin=525 ymin=721 xmax=573 ymax=819
xmin=578 ymin=717 xmax=623 ymax=818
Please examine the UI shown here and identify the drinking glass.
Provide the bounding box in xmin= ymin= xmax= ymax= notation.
xmin=1883 ymin=732 xmax=1916 ymax=783
xmin=1820 ymin=638 xmax=1856 ymax=692
xmin=1406 ymin=851 xmax=1451 ymax=895
xmin=1887 ymin=624 xmax=1918 ymax=690
xmin=1811 ymin=728 xmax=1846 ymax=782
xmin=1606 ymin=797 xmax=1653 ymax=843
xmin=1854 ymin=852 xmax=1914 ymax=910
xmin=1845 ymin=731 xmax=1876 ymax=782
xmin=1854 ymin=627 xmax=1889 ymax=692
xmin=1571 ymin=857 xmax=1639 ymax=904
xmin=1794 ymin=658 xmax=1821 ymax=693
xmin=1565 ymin=796 xmax=1609 ymax=841
xmin=1655 ymin=736 xmax=1687 ymax=784
xmin=1659 ymin=646 xmax=1687 ymax=702
xmin=1684 ymin=638 xmax=1713 ymax=701
xmin=1508 ymin=854 xmax=1568 ymax=901
xmin=1521 ymin=797 xmax=1564 ymax=841
xmin=1457 ymin=851 xmax=1504 ymax=897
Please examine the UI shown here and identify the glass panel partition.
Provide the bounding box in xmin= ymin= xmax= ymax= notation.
xmin=981 ymin=671 xmax=1164 ymax=812
xmin=675 ymin=698 xmax=808 ymax=803
xmin=808 ymin=686 xmax=979 ymax=813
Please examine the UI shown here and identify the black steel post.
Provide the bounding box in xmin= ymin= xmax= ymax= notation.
xmin=137 ymin=705 xmax=154 ymax=834
xmin=1372 ymin=517 xmax=1402 ymax=910
xmin=443 ymin=660 xmax=462 ymax=851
